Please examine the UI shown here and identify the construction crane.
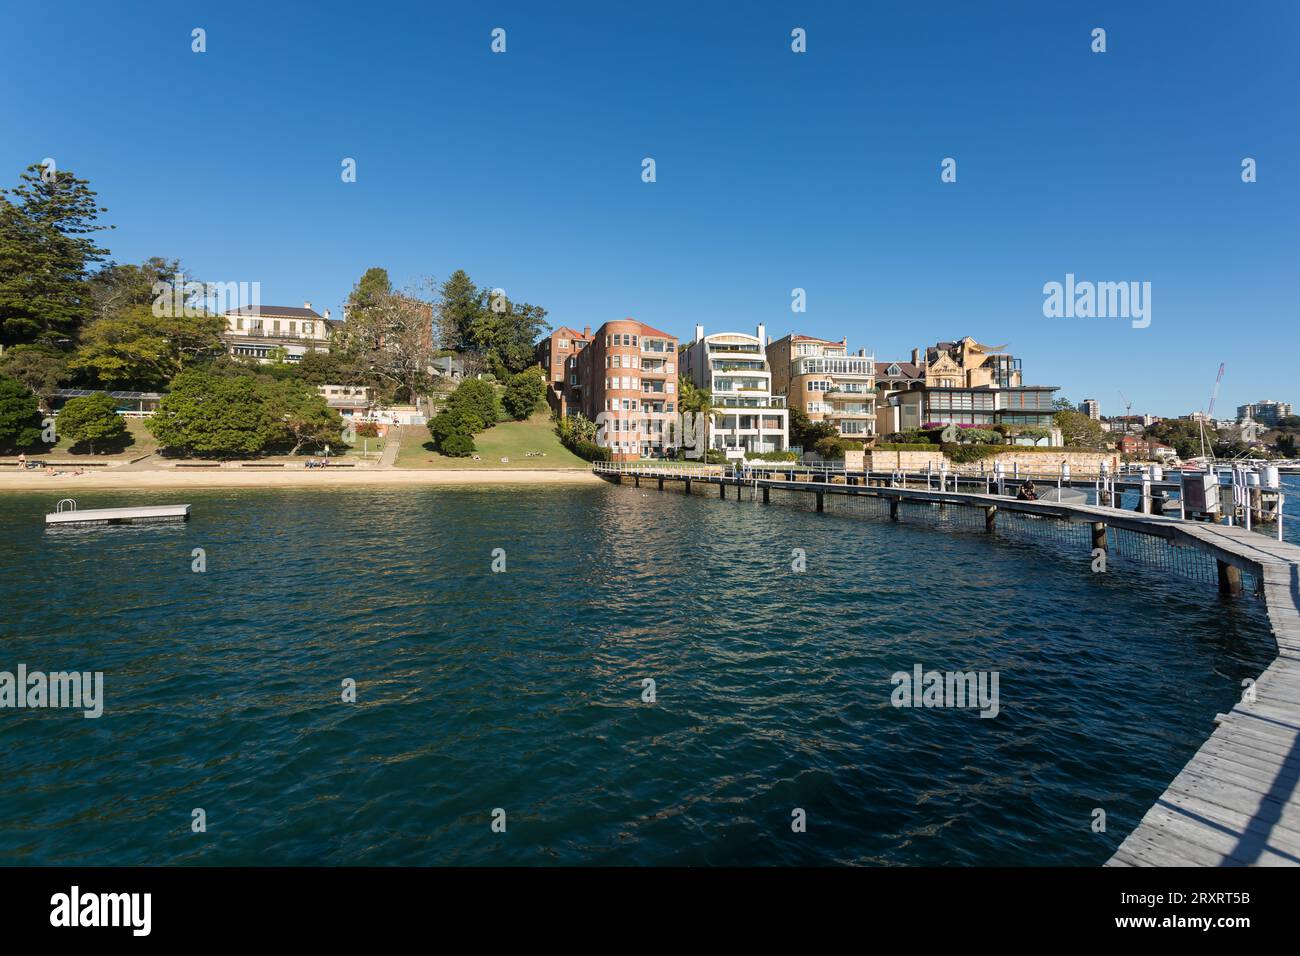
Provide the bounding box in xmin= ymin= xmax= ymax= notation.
xmin=1118 ymin=390 xmax=1133 ymax=431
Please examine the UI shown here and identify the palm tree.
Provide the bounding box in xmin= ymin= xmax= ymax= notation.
xmin=679 ymin=376 xmax=721 ymax=464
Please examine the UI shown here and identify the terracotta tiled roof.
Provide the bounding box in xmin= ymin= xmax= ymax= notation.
xmin=636 ymin=322 xmax=676 ymax=340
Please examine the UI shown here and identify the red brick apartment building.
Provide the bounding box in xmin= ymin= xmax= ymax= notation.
xmin=574 ymin=319 xmax=680 ymax=461
xmin=535 ymin=326 xmax=593 ymax=416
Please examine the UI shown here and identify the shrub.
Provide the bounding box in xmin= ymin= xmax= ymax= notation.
xmin=438 ymin=431 xmax=476 ymax=457
xmin=355 ymin=421 xmax=380 ymax=437
xmin=429 ymin=407 xmax=483 ymax=453
xmin=563 ymin=437 xmax=611 ymax=462
xmin=748 ymin=450 xmax=799 ymax=461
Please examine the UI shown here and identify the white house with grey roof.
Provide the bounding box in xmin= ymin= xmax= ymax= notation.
xmin=221 ymin=302 xmax=340 ymax=363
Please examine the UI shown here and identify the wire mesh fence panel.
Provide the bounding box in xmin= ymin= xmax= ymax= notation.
xmin=823 ymin=493 xmax=892 ymax=520
xmin=767 ymin=487 xmax=819 ymax=511
xmin=1105 ymin=527 xmax=1263 ymax=593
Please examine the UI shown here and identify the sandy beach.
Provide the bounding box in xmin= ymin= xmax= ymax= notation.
xmin=0 ymin=467 xmax=603 ymax=492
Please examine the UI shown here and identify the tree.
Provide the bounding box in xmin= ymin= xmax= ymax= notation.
xmin=0 ymin=374 xmax=42 ymax=452
xmin=0 ymin=163 xmax=112 ymax=348
xmin=56 ymin=391 xmax=126 ymax=453
xmin=435 ymin=269 xmax=482 ymax=354
xmin=334 ymin=270 xmax=436 ymax=402
xmin=1054 ymin=409 xmax=1103 ymax=446
xmin=333 ymin=267 xmax=392 ymax=356
xmin=69 ymin=304 xmax=225 ymax=388
xmin=0 ymin=344 xmax=68 ymax=409
xmin=433 ymin=270 xmax=551 ymax=376
xmin=467 ymin=295 xmax=550 ymax=377
xmin=788 ymin=404 xmax=837 ymax=451
xmin=501 ymin=366 xmax=546 ymax=419
xmin=87 ymin=257 xmax=182 ymax=323
xmin=263 ymin=379 xmax=344 ymax=455
xmin=290 ymin=349 xmax=369 ymax=387
xmin=147 ymin=369 xmax=279 ymax=458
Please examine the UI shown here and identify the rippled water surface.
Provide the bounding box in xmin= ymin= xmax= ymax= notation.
xmin=0 ymin=483 xmax=1275 ymax=865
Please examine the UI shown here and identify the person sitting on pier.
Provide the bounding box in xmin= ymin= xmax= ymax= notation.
xmin=1016 ymin=480 xmax=1038 ymax=501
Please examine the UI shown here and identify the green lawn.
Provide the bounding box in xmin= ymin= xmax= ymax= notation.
xmin=395 ymin=412 xmax=590 ymax=469
xmin=43 ymin=417 xmax=158 ymax=459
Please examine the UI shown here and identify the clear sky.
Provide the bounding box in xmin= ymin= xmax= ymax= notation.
xmin=3 ymin=0 xmax=1295 ymax=417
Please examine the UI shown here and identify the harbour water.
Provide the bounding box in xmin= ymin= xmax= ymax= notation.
xmin=0 ymin=484 xmax=1276 ymax=865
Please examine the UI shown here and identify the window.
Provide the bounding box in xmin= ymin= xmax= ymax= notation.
xmin=558 ymin=339 xmax=569 ymax=349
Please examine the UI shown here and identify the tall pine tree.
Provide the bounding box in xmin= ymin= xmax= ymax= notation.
xmin=0 ymin=163 xmax=112 ymax=349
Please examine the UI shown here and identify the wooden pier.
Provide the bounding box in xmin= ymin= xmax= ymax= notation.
xmin=593 ymin=461 xmax=1300 ymax=867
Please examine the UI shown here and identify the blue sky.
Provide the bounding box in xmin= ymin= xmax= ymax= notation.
xmin=3 ymin=0 xmax=1295 ymax=416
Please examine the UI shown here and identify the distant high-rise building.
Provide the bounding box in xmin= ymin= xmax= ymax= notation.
xmin=1236 ymin=400 xmax=1293 ymax=427
xmin=1080 ymin=398 xmax=1100 ymax=420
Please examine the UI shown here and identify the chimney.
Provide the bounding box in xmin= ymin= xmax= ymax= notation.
xmin=303 ymin=301 xmax=312 ymax=311
xmin=911 ymin=348 xmax=921 ymax=365
xmin=756 ymin=323 xmax=765 ymax=346
xmin=583 ymin=326 xmax=591 ymax=337
xmin=695 ymin=323 xmax=704 ymax=344
xmin=324 ymin=309 xmax=331 ymax=320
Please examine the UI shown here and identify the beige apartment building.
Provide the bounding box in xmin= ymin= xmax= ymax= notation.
xmin=767 ymin=334 xmax=876 ymax=443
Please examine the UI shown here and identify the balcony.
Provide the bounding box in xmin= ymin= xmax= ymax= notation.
xmin=225 ymin=328 xmax=330 ymax=343
xmin=716 ymin=395 xmax=786 ymax=409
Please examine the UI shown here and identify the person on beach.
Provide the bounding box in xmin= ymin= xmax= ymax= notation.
xmin=16 ymin=453 xmax=25 ymax=469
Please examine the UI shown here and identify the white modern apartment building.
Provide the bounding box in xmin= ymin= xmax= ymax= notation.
xmin=682 ymin=323 xmax=789 ymax=455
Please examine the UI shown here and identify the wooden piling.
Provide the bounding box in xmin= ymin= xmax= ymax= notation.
xmin=1217 ymin=560 xmax=1243 ymax=597
xmin=1092 ymin=522 xmax=1107 ymax=551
